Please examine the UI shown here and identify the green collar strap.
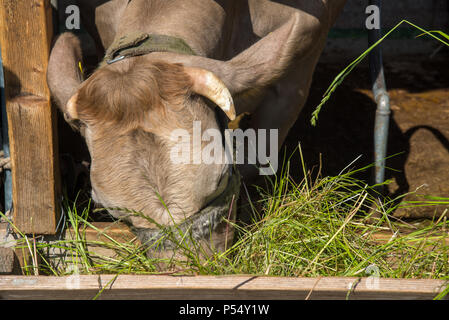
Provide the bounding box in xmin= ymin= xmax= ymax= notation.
xmin=101 ymin=32 xmax=197 ymax=66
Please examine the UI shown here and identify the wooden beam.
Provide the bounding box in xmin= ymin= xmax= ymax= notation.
xmin=0 ymin=0 xmax=61 ymax=234
xmin=0 ymin=248 xmax=19 ymax=275
xmin=0 ymin=275 xmax=447 ymax=300
xmin=7 ymin=96 xmax=60 ymax=234
xmin=72 ymin=222 xmax=136 ymax=244
xmin=0 ymin=223 xmax=44 ymax=275
xmin=79 ymin=223 xmax=449 ymax=249
xmin=0 ymin=0 xmax=53 ymax=98
xmin=65 ymin=222 xmax=137 ymax=259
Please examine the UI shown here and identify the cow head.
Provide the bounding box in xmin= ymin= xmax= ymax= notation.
xmin=50 ymin=40 xmax=235 ymax=229
xmin=47 ymin=11 xmax=323 ymax=252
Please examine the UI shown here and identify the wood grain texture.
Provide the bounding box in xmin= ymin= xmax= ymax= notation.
xmin=0 ymin=0 xmax=61 ymax=234
xmin=65 ymin=222 xmax=137 ymax=259
xmin=0 ymin=275 xmax=447 ymax=300
xmin=0 ymin=0 xmax=53 ymax=98
xmin=74 ymin=222 xmax=136 ymax=243
xmin=7 ymin=96 xmax=60 ymax=234
xmin=0 ymin=248 xmax=15 ymax=274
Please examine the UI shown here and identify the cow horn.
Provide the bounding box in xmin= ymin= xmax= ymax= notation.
xmin=184 ymin=67 xmax=236 ymax=121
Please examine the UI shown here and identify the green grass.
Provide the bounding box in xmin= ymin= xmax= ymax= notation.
xmin=2 ymin=150 xmax=448 ymax=283
xmin=209 ymin=157 xmax=449 ymax=280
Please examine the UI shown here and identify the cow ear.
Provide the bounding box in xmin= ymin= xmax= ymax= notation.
xmin=47 ymin=32 xmax=84 ymax=121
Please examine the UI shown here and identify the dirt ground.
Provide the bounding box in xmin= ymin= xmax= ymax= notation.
xmin=284 ymin=53 xmax=449 ymax=219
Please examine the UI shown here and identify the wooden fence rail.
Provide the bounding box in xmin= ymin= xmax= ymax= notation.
xmin=0 ymin=275 xmax=447 ymax=300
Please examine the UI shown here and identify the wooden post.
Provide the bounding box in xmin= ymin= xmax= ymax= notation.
xmin=0 ymin=0 xmax=61 ymax=234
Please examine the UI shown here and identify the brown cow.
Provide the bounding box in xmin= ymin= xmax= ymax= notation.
xmin=48 ymin=0 xmax=347 ymax=256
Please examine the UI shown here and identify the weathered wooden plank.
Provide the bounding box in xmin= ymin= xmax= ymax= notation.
xmin=6 ymin=95 xmax=60 ymax=234
xmin=79 ymin=223 xmax=449 ymax=251
xmin=364 ymin=230 xmax=449 ymax=246
xmin=0 ymin=0 xmax=60 ymax=235
xmin=75 ymin=222 xmax=136 ymax=243
xmin=0 ymin=0 xmax=53 ymax=98
xmin=0 ymin=223 xmax=42 ymax=275
xmin=64 ymin=222 xmax=137 ymax=259
xmin=0 ymin=248 xmax=17 ymax=274
xmin=0 ymin=275 xmax=447 ymax=300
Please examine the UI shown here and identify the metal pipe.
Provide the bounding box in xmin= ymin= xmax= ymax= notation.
xmin=369 ymin=0 xmax=390 ymax=193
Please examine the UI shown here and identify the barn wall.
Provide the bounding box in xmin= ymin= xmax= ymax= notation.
xmin=323 ymin=0 xmax=449 ymax=59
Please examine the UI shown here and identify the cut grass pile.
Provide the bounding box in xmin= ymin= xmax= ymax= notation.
xmin=2 ymin=152 xmax=448 ymax=283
